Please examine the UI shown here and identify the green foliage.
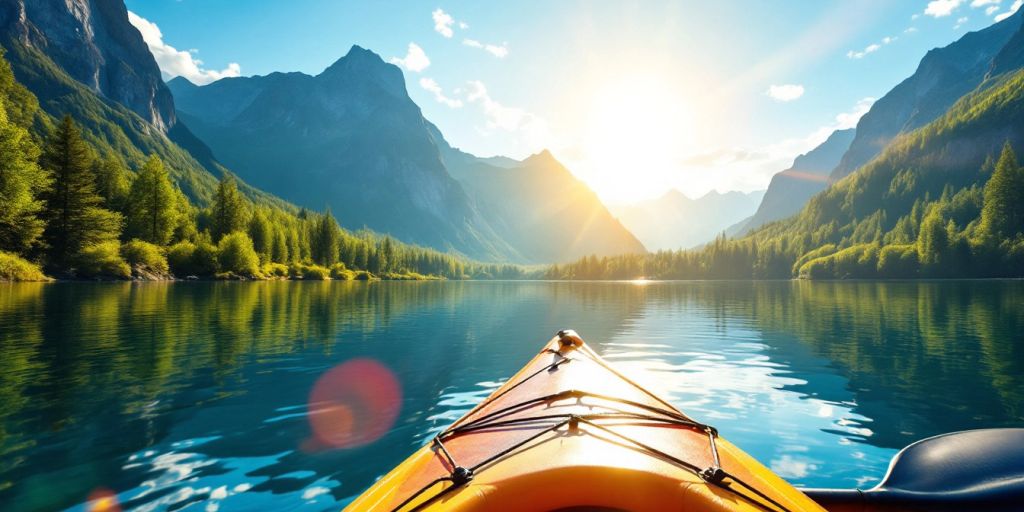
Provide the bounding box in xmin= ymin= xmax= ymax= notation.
xmin=120 ymin=239 xmax=169 ymax=274
xmin=309 ymin=209 xmax=340 ymax=266
xmin=39 ymin=116 xmax=122 ymax=269
xmin=248 ymin=209 xmax=273 ymax=263
xmin=0 ymin=103 xmax=47 ymax=253
xmin=92 ymin=155 xmax=130 ymax=211
xmin=329 ymin=262 xmax=354 ymax=280
xmin=126 ymin=155 xmax=178 ymax=245
xmin=210 ymin=177 xmax=248 ymax=241
xmin=262 ymin=262 xmax=289 ymax=278
xmin=301 ymin=264 xmax=331 ymax=280
xmin=877 ymin=244 xmax=919 ymax=277
xmin=216 ymin=232 xmax=260 ymax=277
xmin=75 ymin=241 xmax=131 ymax=279
xmin=979 ymin=142 xmax=1024 ymax=241
xmin=0 ymin=251 xmax=50 ymax=281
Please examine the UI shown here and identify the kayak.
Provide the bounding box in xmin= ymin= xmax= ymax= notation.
xmin=345 ymin=330 xmax=827 ymax=511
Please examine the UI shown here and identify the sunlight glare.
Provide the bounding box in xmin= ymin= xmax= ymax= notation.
xmin=578 ymin=74 xmax=695 ymax=204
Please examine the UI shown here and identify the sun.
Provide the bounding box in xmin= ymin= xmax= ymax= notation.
xmin=576 ymin=74 xmax=695 ymax=204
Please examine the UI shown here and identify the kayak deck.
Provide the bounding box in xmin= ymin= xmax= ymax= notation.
xmin=346 ymin=331 xmax=825 ymax=511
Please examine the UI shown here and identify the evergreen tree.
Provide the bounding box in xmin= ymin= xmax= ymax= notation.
xmin=918 ymin=209 xmax=947 ymax=267
xmin=210 ymin=176 xmax=247 ymax=241
xmin=310 ymin=209 xmax=340 ymax=266
xmin=980 ymin=142 xmax=1024 ymax=241
xmin=248 ymin=209 xmax=273 ymax=263
xmin=126 ymin=155 xmax=178 ymax=245
xmin=92 ymin=155 xmax=130 ymax=211
xmin=271 ymin=227 xmax=289 ymax=263
xmin=0 ymin=104 xmax=48 ymax=253
xmin=39 ymin=116 xmax=121 ymax=269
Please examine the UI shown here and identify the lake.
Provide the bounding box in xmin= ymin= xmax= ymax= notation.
xmin=1 ymin=280 xmax=1022 ymax=511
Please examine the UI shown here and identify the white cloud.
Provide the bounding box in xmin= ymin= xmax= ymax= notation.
xmin=987 ymin=5 xmax=1002 ymax=14
xmin=925 ymin=0 xmax=963 ymax=17
xmin=464 ymin=80 xmax=549 ymax=148
xmin=995 ymin=0 xmax=1023 ymax=20
xmin=905 ymin=26 xmax=919 ymax=33
xmin=463 ymin=39 xmax=509 ymax=58
xmin=954 ymin=16 xmax=970 ymax=28
xmin=389 ymin=42 xmax=430 ymax=72
xmin=834 ymin=97 xmax=876 ymax=130
xmin=766 ymin=84 xmax=805 ymax=102
xmin=127 ymin=11 xmax=240 ymax=85
xmin=847 ymin=43 xmax=881 ymax=59
xmin=881 ymin=36 xmax=897 ymax=44
xmin=458 ymin=21 xmax=469 ymax=29
xmin=419 ymin=78 xmax=463 ymax=108
xmin=432 ymin=8 xmax=455 ymax=38
xmin=970 ymin=0 xmax=1000 ymax=7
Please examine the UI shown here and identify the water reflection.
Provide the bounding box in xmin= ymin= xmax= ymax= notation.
xmin=0 ymin=280 xmax=1020 ymax=510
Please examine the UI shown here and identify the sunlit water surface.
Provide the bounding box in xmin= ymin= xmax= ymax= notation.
xmin=1 ymin=281 xmax=1022 ymax=511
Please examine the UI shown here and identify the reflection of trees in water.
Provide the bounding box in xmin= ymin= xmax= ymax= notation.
xmin=576 ymin=281 xmax=1023 ymax=450
xmin=748 ymin=281 xmax=1024 ymax=449
xmin=0 ymin=281 xmax=647 ymax=507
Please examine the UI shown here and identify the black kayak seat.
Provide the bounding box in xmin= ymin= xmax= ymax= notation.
xmin=804 ymin=428 xmax=1024 ymax=511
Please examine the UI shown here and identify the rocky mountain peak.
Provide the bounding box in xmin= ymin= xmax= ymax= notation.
xmin=0 ymin=0 xmax=176 ymax=130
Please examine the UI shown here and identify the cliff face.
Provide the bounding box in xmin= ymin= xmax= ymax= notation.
xmin=830 ymin=9 xmax=1023 ymax=181
xmin=0 ymin=0 xmax=175 ymax=130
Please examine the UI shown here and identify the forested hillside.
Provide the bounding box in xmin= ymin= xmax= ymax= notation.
xmin=553 ymin=65 xmax=1024 ymax=280
xmin=0 ymin=48 xmax=520 ymax=281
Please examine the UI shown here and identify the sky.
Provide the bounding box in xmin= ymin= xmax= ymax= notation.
xmin=125 ymin=0 xmax=1023 ymax=204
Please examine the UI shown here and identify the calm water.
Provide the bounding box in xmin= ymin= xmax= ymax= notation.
xmin=1 ymin=281 xmax=1022 ymax=511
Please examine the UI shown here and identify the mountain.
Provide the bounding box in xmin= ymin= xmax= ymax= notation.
xmin=611 ymin=189 xmax=764 ymax=250
xmin=0 ymin=0 xmax=287 ymax=207
xmin=735 ymin=128 xmax=855 ymax=235
xmin=169 ymin=47 xmax=523 ymax=262
xmin=0 ymin=0 xmax=174 ymax=130
xmin=170 ymin=46 xmax=646 ymax=263
xmin=436 ymin=139 xmax=646 ymax=262
xmin=830 ymin=9 xmax=1024 ymax=181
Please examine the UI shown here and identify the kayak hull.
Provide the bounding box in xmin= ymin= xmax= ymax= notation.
xmin=346 ymin=332 xmax=826 ymax=512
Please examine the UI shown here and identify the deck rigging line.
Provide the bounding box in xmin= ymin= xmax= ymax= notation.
xmin=389 ymin=344 xmax=796 ymax=512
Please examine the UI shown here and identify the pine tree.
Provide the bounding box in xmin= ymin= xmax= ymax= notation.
xmin=0 ymin=103 xmax=48 ymax=254
xmin=310 ymin=209 xmax=340 ymax=266
xmin=39 ymin=116 xmax=122 ymax=269
xmin=210 ymin=176 xmax=247 ymax=241
xmin=248 ymin=209 xmax=273 ymax=263
xmin=92 ymin=155 xmax=130 ymax=212
xmin=980 ymin=142 xmax=1024 ymax=241
xmin=126 ymin=155 xmax=178 ymax=245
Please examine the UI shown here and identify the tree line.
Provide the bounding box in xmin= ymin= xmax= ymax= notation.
xmin=551 ymin=143 xmax=1024 ymax=280
xmin=0 ymin=113 xmax=523 ymax=281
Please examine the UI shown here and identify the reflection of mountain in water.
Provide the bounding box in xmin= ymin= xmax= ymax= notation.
xmin=1 ymin=281 xmax=1021 ymax=509
xmin=0 ymin=282 xmax=646 ymax=510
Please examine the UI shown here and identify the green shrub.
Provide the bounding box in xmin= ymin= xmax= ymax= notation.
xmin=217 ymin=232 xmax=261 ymax=277
xmin=792 ymin=244 xmax=838 ymax=275
xmin=167 ymin=241 xmax=219 ymax=277
xmin=353 ymin=270 xmax=378 ymax=281
xmin=330 ymin=263 xmax=354 ymax=280
xmin=262 ymin=262 xmax=289 ymax=278
xmin=192 ymin=241 xmax=220 ymax=275
xmin=0 ymin=251 xmax=50 ymax=281
xmin=76 ymin=242 xmax=131 ymax=279
xmin=877 ymin=244 xmax=920 ymax=277
xmin=167 ymin=241 xmax=196 ymax=275
xmin=301 ymin=264 xmax=330 ymax=280
xmin=121 ymin=239 xmax=169 ymax=274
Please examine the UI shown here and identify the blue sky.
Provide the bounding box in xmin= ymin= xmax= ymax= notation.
xmin=125 ymin=0 xmax=1023 ymax=203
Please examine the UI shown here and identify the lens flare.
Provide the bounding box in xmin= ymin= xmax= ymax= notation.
xmin=86 ymin=488 xmax=120 ymax=512
xmin=308 ymin=358 xmax=402 ymax=448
